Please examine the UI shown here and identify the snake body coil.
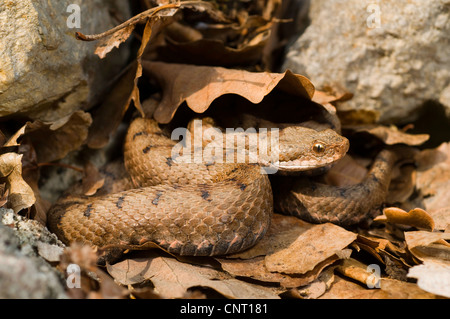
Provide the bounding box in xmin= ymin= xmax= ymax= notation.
xmin=48 ymin=116 xmax=384 ymax=256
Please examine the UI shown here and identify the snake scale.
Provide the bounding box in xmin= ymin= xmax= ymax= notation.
xmin=47 ymin=116 xmax=398 ymax=256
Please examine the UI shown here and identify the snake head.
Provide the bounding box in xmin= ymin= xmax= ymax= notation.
xmin=273 ymin=126 xmax=349 ymax=172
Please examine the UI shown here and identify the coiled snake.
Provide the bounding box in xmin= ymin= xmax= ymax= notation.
xmin=47 ymin=116 xmax=398 ymax=256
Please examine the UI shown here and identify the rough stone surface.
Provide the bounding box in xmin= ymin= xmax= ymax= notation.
xmin=283 ymin=0 xmax=450 ymax=123
xmin=0 ymin=0 xmax=131 ymax=121
xmin=0 ymin=208 xmax=67 ymax=298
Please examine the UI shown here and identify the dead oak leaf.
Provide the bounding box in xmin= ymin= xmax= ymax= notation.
xmin=76 ymin=2 xmax=197 ymax=58
xmin=415 ymin=142 xmax=450 ymax=231
xmin=227 ymin=215 xmax=356 ymax=276
xmin=94 ymin=24 xmax=135 ymax=59
xmin=228 ymin=214 xmax=314 ymax=259
xmin=25 ymin=111 xmax=92 ymax=163
xmin=345 ymin=124 xmax=430 ymax=146
xmin=374 ymin=207 xmax=435 ymax=231
xmin=319 ymin=275 xmax=437 ymax=299
xmin=264 ymin=223 xmax=356 ymax=275
xmin=3 ymin=124 xmax=26 ymax=147
xmin=0 ymin=153 xmax=35 ymax=213
xmin=81 ymin=161 xmax=105 ymax=196
xmin=404 ymin=231 xmax=450 ymax=263
xmin=142 ymin=61 xmax=315 ymax=124
xmin=407 ymin=260 xmax=450 ymax=298
xmin=107 ymin=252 xmax=280 ymax=299
xmin=218 ymin=256 xmax=314 ymax=289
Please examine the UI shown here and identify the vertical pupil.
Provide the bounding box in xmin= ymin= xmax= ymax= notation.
xmin=314 ymin=144 xmax=324 ymax=152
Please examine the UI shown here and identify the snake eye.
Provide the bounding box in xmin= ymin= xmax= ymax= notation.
xmin=313 ymin=143 xmax=325 ymax=154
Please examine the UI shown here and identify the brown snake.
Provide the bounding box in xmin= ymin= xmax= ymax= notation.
xmin=47 ymin=116 xmax=397 ymax=256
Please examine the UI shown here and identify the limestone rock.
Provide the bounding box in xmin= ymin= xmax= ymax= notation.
xmin=0 ymin=208 xmax=67 ymax=298
xmin=283 ymin=0 xmax=450 ymax=123
xmin=0 ymin=0 xmax=131 ymax=121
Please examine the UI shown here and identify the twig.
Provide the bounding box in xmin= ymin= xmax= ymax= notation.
xmin=75 ymin=1 xmax=210 ymax=41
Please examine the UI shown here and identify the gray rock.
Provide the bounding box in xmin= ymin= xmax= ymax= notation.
xmin=0 ymin=0 xmax=131 ymax=121
xmin=283 ymin=0 xmax=450 ymax=123
xmin=0 ymin=208 xmax=67 ymax=298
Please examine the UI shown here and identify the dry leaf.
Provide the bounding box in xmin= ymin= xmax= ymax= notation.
xmin=76 ymin=2 xmax=216 ymax=58
xmin=59 ymin=244 xmax=130 ymax=299
xmin=386 ymin=164 xmax=416 ymax=204
xmin=81 ymin=161 xmax=105 ymax=196
xmin=378 ymin=278 xmax=440 ymax=298
xmin=415 ymin=142 xmax=450 ymax=231
xmin=346 ymin=124 xmax=430 ymax=146
xmin=3 ymin=124 xmax=26 ymax=147
xmin=87 ymin=64 xmax=138 ymax=149
xmin=286 ymin=267 xmax=335 ymax=299
xmin=0 ymin=153 xmax=35 ymax=213
xmin=218 ymin=256 xmax=318 ymax=288
xmin=0 ymin=184 xmax=8 ymax=208
xmin=319 ymin=275 xmax=438 ymax=299
xmin=94 ymin=24 xmax=135 ymax=59
xmin=264 ymin=223 xmax=357 ymax=275
xmin=25 ymin=111 xmax=92 ymax=163
xmin=407 ymin=260 xmax=450 ymax=298
xmin=142 ymin=61 xmax=315 ymax=123
xmin=107 ymin=252 xmax=280 ymax=299
xmin=355 ymin=235 xmax=411 ymax=270
xmin=404 ymin=231 xmax=450 ymax=263
xmin=158 ymin=30 xmax=271 ymax=67
xmin=375 ymin=207 xmax=435 ymax=231
xmin=18 ymin=141 xmax=50 ymax=224
xmin=229 ymin=214 xmax=314 ymax=259
xmin=311 ymin=90 xmax=353 ymax=133
xmin=37 ymin=241 xmax=64 ymax=263
xmin=324 ymin=154 xmax=368 ymax=187
xmin=318 ymin=275 xmax=390 ymax=299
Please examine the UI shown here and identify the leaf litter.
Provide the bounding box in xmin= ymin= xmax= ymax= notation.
xmin=1 ymin=0 xmax=449 ymax=299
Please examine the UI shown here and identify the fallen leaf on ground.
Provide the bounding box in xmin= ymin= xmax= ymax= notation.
xmin=404 ymin=231 xmax=450 ymax=263
xmin=18 ymin=141 xmax=50 ymax=224
xmin=3 ymin=124 xmax=26 ymax=147
xmin=0 ymin=153 xmax=35 ymax=213
xmin=374 ymin=207 xmax=435 ymax=231
xmin=354 ymin=234 xmax=411 ymax=271
xmin=107 ymin=251 xmax=280 ymax=299
xmin=229 ymin=214 xmax=314 ymax=259
xmin=319 ymin=275 xmax=438 ymax=299
xmin=95 ymin=24 xmax=135 ymax=59
xmin=386 ymin=164 xmax=416 ymax=204
xmin=81 ymin=162 xmax=105 ymax=196
xmin=218 ymin=255 xmax=325 ymax=288
xmin=76 ymin=2 xmax=208 ymax=58
xmin=345 ymin=124 xmax=429 ymax=146
xmin=87 ymin=64 xmax=138 ymax=149
xmin=264 ymin=222 xmax=356 ymax=275
xmin=37 ymin=242 xmax=64 ymax=263
xmin=415 ymin=142 xmax=450 ymax=231
xmin=59 ymin=244 xmax=130 ymax=299
xmin=160 ymin=32 xmax=270 ymax=67
xmin=25 ymin=111 xmax=92 ymax=163
xmin=284 ymin=267 xmax=335 ymax=299
xmin=407 ymin=260 xmax=450 ymax=298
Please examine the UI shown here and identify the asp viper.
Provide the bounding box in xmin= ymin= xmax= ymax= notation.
xmin=47 ymin=116 xmax=399 ymax=256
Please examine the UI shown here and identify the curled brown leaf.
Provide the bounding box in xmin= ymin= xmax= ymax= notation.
xmin=0 ymin=153 xmax=35 ymax=213
xmin=142 ymin=61 xmax=315 ymax=123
